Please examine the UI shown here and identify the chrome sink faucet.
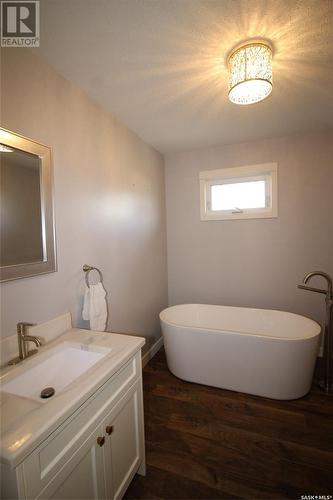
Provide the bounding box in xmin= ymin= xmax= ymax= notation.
xmin=8 ymin=322 xmax=42 ymax=365
xmin=297 ymin=271 xmax=333 ymax=393
xmin=17 ymin=322 xmax=42 ymax=359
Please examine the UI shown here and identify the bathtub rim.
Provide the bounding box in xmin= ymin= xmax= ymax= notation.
xmin=160 ymin=304 xmax=321 ymax=342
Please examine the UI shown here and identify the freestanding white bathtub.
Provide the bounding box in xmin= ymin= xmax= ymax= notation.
xmin=160 ymin=304 xmax=321 ymax=400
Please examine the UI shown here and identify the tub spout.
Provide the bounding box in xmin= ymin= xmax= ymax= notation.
xmin=303 ymin=271 xmax=332 ymax=295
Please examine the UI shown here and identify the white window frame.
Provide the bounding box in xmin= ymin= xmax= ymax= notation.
xmin=200 ymin=163 xmax=278 ymax=221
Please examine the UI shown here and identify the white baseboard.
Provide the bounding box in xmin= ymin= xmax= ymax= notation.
xmin=142 ymin=335 xmax=164 ymax=368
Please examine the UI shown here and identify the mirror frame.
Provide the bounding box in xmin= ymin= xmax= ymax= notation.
xmin=0 ymin=128 xmax=57 ymax=282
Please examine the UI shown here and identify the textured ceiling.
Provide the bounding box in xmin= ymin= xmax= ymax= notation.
xmin=34 ymin=0 xmax=333 ymax=153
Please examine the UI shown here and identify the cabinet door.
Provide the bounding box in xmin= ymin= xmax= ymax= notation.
xmin=102 ymin=380 xmax=145 ymax=500
xmin=37 ymin=425 xmax=106 ymax=500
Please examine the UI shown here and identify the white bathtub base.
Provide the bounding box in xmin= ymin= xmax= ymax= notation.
xmin=160 ymin=304 xmax=321 ymax=401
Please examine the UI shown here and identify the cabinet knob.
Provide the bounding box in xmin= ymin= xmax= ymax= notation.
xmin=97 ymin=436 xmax=105 ymax=447
xmin=106 ymin=425 xmax=113 ymax=435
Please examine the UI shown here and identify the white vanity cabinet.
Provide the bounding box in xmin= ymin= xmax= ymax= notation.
xmin=2 ymin=351 xmax=145 ymax=500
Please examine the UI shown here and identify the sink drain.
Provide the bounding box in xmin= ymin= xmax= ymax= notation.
xmin=40 ymin=387 xmax=55 ymax=399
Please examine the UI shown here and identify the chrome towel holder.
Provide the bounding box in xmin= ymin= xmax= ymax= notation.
xmin=83 ymin=264 xmax=103 ymax=288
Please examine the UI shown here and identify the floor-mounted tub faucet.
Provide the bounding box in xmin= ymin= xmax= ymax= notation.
xmin=298 ymin=271 xmax=333 ymax=393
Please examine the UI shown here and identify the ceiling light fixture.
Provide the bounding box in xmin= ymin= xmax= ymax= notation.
xmin=228 ymin=42 xmax=273 ymax=105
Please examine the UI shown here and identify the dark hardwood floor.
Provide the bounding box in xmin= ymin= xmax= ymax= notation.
xmin=125 ymin=349 xmax=333 ymax=500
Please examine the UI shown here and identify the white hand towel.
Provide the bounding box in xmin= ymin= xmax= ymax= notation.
xmin=82 ymin=282 xmax=107 ymax=331
xmin=82 ymin=286 xmax=90 ymax=321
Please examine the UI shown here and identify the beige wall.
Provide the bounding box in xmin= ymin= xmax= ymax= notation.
xmin=0 ymin=48 xmax=168 ymax=353
xmin=165 ymin=131 xmax=333 ymax=327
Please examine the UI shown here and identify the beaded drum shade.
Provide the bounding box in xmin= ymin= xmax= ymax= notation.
xmin=228 ymin=43 xmax=273 ymax=105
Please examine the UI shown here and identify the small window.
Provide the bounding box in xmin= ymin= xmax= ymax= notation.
xmin=200 ymin=163 xmax=278 ymax=221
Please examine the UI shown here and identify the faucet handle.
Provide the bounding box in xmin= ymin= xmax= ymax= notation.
xmin=17 ymin=322 xmax=36 ymax=334
xmin=297 ymin=284 xmax=328 ymax=295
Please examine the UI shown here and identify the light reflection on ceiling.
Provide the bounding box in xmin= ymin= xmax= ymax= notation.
xmin=30 ymin=0 xmax=333 ymax=153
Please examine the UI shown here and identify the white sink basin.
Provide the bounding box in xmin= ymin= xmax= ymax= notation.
xmin=1 ymin=342 xmax=111 ymax=402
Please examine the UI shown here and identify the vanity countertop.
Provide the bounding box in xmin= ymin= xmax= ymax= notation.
xmin=0 ymin=328 xmax=145 ymax=468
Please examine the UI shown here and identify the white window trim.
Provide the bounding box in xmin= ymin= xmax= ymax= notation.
xmin=200 ymin=163 xmax=278 ymax=221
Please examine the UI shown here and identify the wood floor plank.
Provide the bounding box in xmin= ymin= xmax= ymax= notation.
xmin=143 ymin=369 xmax=333 ymax=451
xmin=145 ymin=426 xmax=333 ymax=493
xmin=144 ymin=419 xmax=333 ymax=473
xmin=125 ymin=465 xmax=233 ymax=499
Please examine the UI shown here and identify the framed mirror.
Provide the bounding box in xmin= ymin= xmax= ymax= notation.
xmin=0 ymin=128 xmax=56 ymax=282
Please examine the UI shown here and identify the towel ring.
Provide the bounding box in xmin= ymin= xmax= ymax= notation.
xmin=83 ymin=264 xmax=103 ymax=288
